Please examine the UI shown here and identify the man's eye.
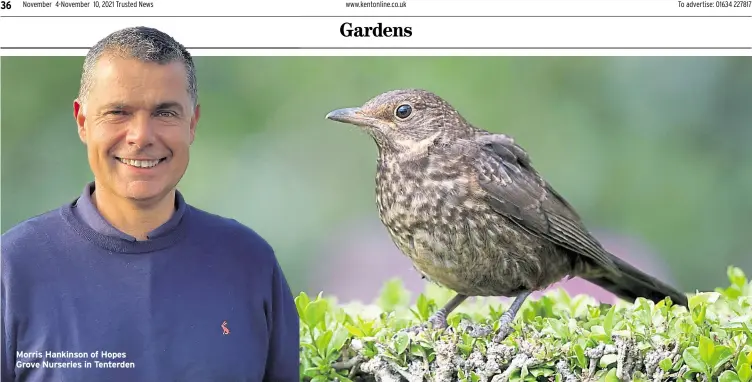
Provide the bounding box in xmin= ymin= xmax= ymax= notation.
xmin=106 ymin=110 xmax=125 ymax=115
xmin=156 ymin=111 xmax=176 ymax=118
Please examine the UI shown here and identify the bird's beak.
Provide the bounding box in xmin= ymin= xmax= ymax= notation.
xmin=325 ymin=107 xmax=369 ymax=126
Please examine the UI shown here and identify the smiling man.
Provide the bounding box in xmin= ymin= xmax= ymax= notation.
xmin=1 ymin=27 xmax=299 ymax=382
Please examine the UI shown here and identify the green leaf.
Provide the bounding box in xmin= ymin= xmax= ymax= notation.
xmin=738 ymin=363 xmax=752 ymax=382
xmin=417 ymin=294 xmax=430 ymax=321
xmin=589 ymin=325 xmax=609 ymax=343
xmin=728 ymin=266 xmax=748 ymax=288
xmin=457 ymin=343 xmax=473 ymax=358
xmin=600 ymin=354 xmax=618 ymax=368
xmin=546 ymin=318 xmax=570 ymax=339
xmin=530 ymin=368 xmax=554 ymax=377
xmin=304 ymin=299 xmax=328 ymax=329
xmin=315 ymin=330 xmax=333 ymax=356
xmin=409 ymin=343 xmax=425 ymax=358
xmin=699 ymin=336 xmax=715 ymax=364
xmin=604 ymin=305 xmax=615 ymax=335
xmin=300 ymin=342 xmax=318 ymax=354
xmin=328 ymin=327 xmax=349 ymax=355
xmin=295 ymin=292 xmax=310 ymax=322
xmin=659 ymin=357 xmax=673 ymax=372
xmin=711 ymin=345 xmax=735 ymax=374
xmin=394 ymin=331 xmax=410 ymax=355
xmin=336 ymin=375 xmax=355 ymax=382
xmin=378 ymin=278 xmax=410 ymax=312
xmin=458 ymin=369 xmax=467 ymax=381
xmin=720 ymin=370 xmax=742 ymax=382
xmin=604 ymin=368 xmax=619 ymax=382
xmin=303 ymin=366 xmax=318 ymax=377
xmin=356 ymin=317 xmax=377 ymax=337
xmin=574 ymin=343 xmax=587 ymax=369
xmin=344 ymin=323 xmax=364 ymax=337
xmin=690 ymin=292 xmax=721 ymax=311
xmin=692 ymin=305 xmax=708 ymax=326
xmin=736 ymin=356 xmax=747 ymax=374
xmin=521 ymin=363 xmax=529 ymax=378
xmin=683 ymin=346 xmax=708 ymax=374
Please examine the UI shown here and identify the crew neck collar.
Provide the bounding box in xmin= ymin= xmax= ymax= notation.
xmin=61 ymin=182 xmax=191 ymax=254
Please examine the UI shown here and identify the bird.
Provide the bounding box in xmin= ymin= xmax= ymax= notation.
xmin=325 ymin=88 xmax=688 ymax=343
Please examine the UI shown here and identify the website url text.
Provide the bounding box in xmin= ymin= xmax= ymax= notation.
xmin=345 ymin=1 xmax=407 ymax=8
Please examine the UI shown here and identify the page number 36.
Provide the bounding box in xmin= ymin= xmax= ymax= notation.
xmin=0 ymin=1 xmax=11 ymax=9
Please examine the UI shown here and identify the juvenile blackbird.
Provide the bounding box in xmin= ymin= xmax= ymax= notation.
xmin=325 ymin=89 xmax=688 ymax=342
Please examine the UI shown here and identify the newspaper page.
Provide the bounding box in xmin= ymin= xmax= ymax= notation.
xmin=1 ymin=1 xmax=751 ymax=381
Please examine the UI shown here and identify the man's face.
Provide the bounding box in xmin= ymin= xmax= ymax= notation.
xmin=74 ymin=55 xmax=199 ymax=204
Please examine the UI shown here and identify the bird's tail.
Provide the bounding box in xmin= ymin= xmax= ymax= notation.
xmin=584 ymin=256 xmax=688 ymax=307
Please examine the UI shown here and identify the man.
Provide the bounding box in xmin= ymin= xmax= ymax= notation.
xmin=1 ymin=26 xmax=300 ymax=381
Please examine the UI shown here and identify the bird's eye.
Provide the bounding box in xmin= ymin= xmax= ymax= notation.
xmin=395 ymin=104 xmax=412 ymax=119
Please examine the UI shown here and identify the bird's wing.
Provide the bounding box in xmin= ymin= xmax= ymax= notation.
xmin=467 ymin=132 xmax=616 ymax=271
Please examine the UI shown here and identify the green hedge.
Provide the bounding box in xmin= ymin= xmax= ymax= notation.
xmin=297 ymin=267 xmax=752 ymax=382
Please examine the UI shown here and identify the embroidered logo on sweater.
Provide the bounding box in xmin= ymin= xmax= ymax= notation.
xmin=221 ymin=320 xmax=231 ymax=335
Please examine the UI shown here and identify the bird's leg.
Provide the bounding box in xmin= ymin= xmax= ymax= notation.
xmin=427 ymin=293 xmax=468 ymax=329
xmin=492 ymin=291 xmax=531 ymax=343
xmin=406 ymin=293 xmax=468 ymax=334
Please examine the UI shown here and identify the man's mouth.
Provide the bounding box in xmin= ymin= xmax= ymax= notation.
xmin=116 ymin=157 xmax=167 ymax=169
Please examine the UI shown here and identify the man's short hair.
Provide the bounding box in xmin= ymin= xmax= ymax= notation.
xmin=78 ymin=26 xmax=198 ymax=106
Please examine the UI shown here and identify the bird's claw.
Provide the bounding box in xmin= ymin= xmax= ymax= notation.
xmin=458 ymin=320 xmax=493 ymax=338
xmin=401 ymin=311 xmax=449 ymax=336
xmin=492 ymin=323 xmax=514 ymax=343
xmin=427 ymin=313 xmax=449 ymax=330
xmin=401 ymin=322 xmax=429 ymax=335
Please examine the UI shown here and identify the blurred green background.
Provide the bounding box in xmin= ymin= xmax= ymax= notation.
xmin=2 ymin=56 xmax=751 ymax=303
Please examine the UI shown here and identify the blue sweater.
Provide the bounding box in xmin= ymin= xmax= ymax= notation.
xmin=1 ymin=183 xmax=300 ymax=382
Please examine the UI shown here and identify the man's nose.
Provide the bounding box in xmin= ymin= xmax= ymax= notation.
xmin=126 ymin=114 xmax=155 ymax=148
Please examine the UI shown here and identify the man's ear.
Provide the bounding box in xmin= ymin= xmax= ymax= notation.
xmin=73 ymin=99 xmax=87 ymax=144
xmin=189 ymin=103 xmax=201 ymax=145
